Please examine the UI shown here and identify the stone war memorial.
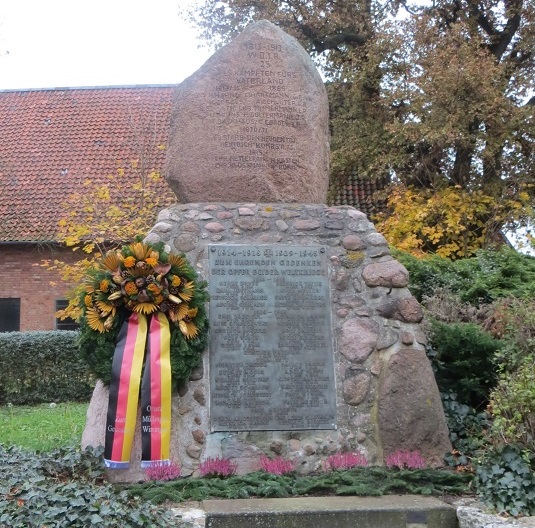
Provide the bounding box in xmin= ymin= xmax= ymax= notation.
xmin=82 ymin=20 xmax=450 ymax=482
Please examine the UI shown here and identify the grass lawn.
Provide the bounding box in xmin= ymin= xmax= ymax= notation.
xmin=0 ymin=402 xmax=89 ymax=451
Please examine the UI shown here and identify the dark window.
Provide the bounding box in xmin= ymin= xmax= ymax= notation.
xmin=55 ymin=300 xmax=79 ymax=331
xmin=0 ymin=298 xmax=21 ymax=332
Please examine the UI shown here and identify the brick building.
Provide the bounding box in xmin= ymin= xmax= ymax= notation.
xmin=0 ymin=85 xmax=175 ymax=331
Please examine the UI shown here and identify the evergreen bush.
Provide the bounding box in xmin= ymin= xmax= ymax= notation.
xmin=0 ymin=331 xmax=93 ymax=404
xmin=490 ymin=359 xmax=535 ymax=450
xmin=488 ymin=299 xmax=535 ymax=450
xmin=428 ymin=320 xmax=500 ymax=409
xmin=396 ymin=247 xmax=535 ymax=304
xmin=130 ymin=467 xmax=471 ymax=504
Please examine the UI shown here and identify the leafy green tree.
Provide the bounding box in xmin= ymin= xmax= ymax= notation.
xmin=181 ymin=1 xmax=380 ymax=66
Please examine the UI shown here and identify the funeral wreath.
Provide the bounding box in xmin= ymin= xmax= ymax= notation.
xmin=77 ymin=237 xmax=208 ymax=388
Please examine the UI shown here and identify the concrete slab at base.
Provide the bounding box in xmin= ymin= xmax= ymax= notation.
xmin=202 ymin=495 xmax=458 ymax=528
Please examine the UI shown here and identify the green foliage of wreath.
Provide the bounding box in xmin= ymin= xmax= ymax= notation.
xmin=77 ymin=237 xmax=208 ymax=389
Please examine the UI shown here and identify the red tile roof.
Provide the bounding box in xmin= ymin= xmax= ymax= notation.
xmin=329 ymin=173 xmax=389 ymax=218
xmin=0 ymin=86 xmax=175 ymax=242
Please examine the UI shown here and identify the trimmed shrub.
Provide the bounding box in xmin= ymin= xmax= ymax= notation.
xmin=428 ymin=320 xmax=500 ymax=409
xmin=0 ymin=331 xmax=93 ymax=404
xmin=396 ymin=247 xmax=535 ymax=305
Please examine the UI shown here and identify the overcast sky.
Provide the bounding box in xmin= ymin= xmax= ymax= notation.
xmin=0 ymin=0 xmax=211 ymax=90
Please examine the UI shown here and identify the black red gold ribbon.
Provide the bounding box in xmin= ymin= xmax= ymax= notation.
xmin=140 ymin=312 xmax=171 ymax=467
xmin=104 ymin=313 xmax=172 ymax=469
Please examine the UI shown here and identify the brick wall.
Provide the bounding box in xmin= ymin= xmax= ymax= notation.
xmin=0 ymin=243 xmax=80 ymax=331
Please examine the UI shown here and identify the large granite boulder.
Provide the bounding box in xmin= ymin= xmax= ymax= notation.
xmin=378 ymin=348 xmax=452 ymax=466
xmin=165 ymin=20 xmax=329 ymax=203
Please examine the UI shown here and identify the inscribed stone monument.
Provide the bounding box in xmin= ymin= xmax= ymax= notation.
xmin=82 ymin=20 xmax=451 ymax=483
xmin=165 ymin=20 xmax=329 ymax=203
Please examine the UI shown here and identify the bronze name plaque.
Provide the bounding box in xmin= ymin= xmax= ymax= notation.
xmin=209 ymin=244 xmax=336 ymax=432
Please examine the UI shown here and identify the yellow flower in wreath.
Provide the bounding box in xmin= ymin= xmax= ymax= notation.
xmin=179 ymin=317 xmax=199 ymax=339
xmin=133 ymin=302 xmax=158 ymax=314
xmin=178 ymin=281 xmax=195 ymax=302
xmin=102 ymin=251 xmax=123 ymax=272
xmin=86 ymin=307 xmax=106 ymax=333
xmin=84 ymin=294 xmax=93 ymax=308
xmin=123 ymin=256 xmax=136 ymax=268
xmin=145 ymin=257 xmax=158 ymax=267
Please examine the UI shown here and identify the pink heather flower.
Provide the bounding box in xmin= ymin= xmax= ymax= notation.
xmin=259 ymin=456 xmax=295 ymax=475
xmin=199 ymin=456 xmax=237 ymax=477
xmin=385 ymin=450 xmax=427 ymax=470
xmin=144 ymin=461 xmax=181 ymax=482
xmin=325 ymin=452 xmax=369 ymax=471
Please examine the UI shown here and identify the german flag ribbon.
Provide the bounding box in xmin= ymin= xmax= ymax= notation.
xmin=140 ymin=312 xmax=172 ymax=467
xmin=104 ymin=312 xmax=172 ymax=469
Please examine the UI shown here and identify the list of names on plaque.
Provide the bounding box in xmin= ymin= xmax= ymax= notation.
xmin=209 ymin=244 xmax=336 ymax=432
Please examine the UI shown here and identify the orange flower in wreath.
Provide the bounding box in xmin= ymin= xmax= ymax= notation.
xmin=124 ymin=282 xmax=138 ymax=296
xmin=123 ymin=256 xmax=136 ymax=268
xmin=147 ymin=283 xmax=163 ymax=295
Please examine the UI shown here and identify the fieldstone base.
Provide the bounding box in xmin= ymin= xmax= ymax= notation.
xmin=82 ymin=203 xmax=450 ymax=482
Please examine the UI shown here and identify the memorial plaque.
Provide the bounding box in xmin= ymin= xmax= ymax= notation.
xmin=209 ymin=244 xmax=336 ymax=432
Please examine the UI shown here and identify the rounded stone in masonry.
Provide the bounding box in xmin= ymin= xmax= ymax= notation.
xmin=181 ymin=221 xmax=201 ymax=233
xmin=186 ymin=444 xmax=202 ymax=459
xmin=192 ymin=429 xmax=206 ymax=444
xmin=397 ymin=298 xmax=424 ymax=323
xmin=339 ymin=318 xmax=380 ymax=363
xmin=294 ymin=219 xmax=321 ymax=230
xmin=362 ymin=260 xmax=409 ymax=288
xmin=343 ymin=372 xmax=371 ymax=406
xmin=342 ymin=234 xmax=367 ymax=250
xmin=193 ymin=387 xmax=206 ymax=406
xmin=376 ymin=328 xmax=399 ymax=350
xmin=205 ymin=222 xmax=226 ymax=233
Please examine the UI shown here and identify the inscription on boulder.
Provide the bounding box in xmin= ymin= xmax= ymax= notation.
xmin=166 ymin=20 xmax=330 ymax=203
xmin=209 ymin=244 xmax=336 ymax=431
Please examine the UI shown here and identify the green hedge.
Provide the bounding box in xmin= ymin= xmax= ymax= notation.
xmin=394 ymin=247 xmax=535 ymax=303
xmin=428 ymin=320 xmax=500 ymax=409
xmin=0 ymin=331 xmax=93 ymax=404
